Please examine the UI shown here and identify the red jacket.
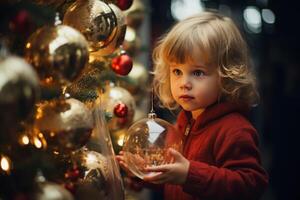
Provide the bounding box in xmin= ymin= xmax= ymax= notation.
xmin=164 ymin=102 xmax=268 ymax=200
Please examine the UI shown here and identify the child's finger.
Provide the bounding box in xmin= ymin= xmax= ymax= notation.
xmin=145 ymin=165 xmax=169 ymax=172
xmin=168 ymin=148 xmax=183 ymax=161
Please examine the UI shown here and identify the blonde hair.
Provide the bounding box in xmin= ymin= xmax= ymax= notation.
xmin=153 ymin=11 xmax=259 ymax=110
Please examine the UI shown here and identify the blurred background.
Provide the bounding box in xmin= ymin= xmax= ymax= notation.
xmin=0 ymin=0 xmax=299 ymax=200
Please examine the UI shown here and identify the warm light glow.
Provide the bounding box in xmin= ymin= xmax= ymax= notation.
xmin=21 ymin=135 xmax=30 ymax=145
xmin=117 ymin=134 xmax=125 ymax=146
xmin=26 ymin=42 xmax=31 ymax=49
xmin=171 ymin=0 xmax=205 ymax=21
xmin=1 ymin=155 xmax=11 ymax=172
xmin=34 ymin=137 xmax=43 ymax=148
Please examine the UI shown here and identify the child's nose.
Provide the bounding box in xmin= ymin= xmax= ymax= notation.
xmin=180 ymin=79 xmax=192 ymax=90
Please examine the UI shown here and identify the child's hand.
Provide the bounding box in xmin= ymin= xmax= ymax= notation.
xmin=143 ymin=148 xmax=190 ymax=185
xmin=115 ymin=150 xmax=135 ymax=177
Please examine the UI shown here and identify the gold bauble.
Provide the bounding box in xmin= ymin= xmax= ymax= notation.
xmin=0 ymin=55 xmax=39 ymax=138
xmin=99 ymin=83 xmax=135 ymax=132
xmin=34 ymin=98 xmax=94 ymax=153
xmin=71 ymin=148 xmax=110 ymax=200
xmin=24 ymin=23 xmax=89 ymax=88
xmin=90 ymin=3 xmax=127 ymax=57
xmin=124 ymin=0 xmax=145 ymax=29
xmin=63 ymin=0 xmax=124 ymax=56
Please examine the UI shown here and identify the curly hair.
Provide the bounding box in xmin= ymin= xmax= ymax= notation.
xmin=152 ymin=11 xmax=259 ymax=110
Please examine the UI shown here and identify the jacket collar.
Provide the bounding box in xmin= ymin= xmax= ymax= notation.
xmin=176 ymin=102 xmax=249 ymax=133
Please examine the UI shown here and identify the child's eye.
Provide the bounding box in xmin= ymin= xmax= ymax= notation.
xmin=172 ymin=69 xmax=182 ymax=76
xmin=193 ymin=70 xmax=204 ymax=77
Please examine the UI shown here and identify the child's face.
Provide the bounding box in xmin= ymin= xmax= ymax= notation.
xmin=169 ymin=60 xmax=220 ymax=117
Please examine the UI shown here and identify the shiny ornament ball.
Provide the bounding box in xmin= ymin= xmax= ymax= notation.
xmin=100 ymin=84 xmax=135 ymax=131
xmin=111 ymin=54 xmax=133 ymax=76
xmin=123 ymin=113 xmax=182 ymax=179
xmin=0 ymin=55 xmax=39 ymax=131
xmin=34 ymin=98 xmax=94 ymax=153
xmin=89 ymin=2 xmax=127 ymax=57
xmin=63 ymin=0 xmax=124 ymax=55
xmin=113 ymin=102 xmax=128 ymax=118
xmin=24 ymin=23 xmax=88 ymax=88
xmin=116 ymin=0 xmax=133 ymax=10
xmin=71 ymin=148 xmax=110 ymax=200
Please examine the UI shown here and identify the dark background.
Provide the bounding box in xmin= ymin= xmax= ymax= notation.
xmin=150 ymin=0 xmax=300 ymax=200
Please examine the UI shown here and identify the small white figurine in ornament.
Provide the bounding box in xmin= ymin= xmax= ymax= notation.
xmin=117 ymin=11 xmax=268 ymax=200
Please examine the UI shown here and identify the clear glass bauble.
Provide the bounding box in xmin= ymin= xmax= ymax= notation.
xmin=122 ymin=113 xmax=182 ymax=179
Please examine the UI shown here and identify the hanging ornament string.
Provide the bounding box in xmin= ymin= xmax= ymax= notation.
xmin=148 ymin=85 xmax=156 ymax=119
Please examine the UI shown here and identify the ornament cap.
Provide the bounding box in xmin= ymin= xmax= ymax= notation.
xmin=148 ymin=112 xmax=157 ymax=119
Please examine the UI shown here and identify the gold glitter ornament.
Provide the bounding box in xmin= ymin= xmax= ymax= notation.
xmin=63 ymin=0 xmax=124 ymax=56
xmin=99 ymin=83 xmax=135 ymax=132
xmin=24 ymin=14 xmax=89 ymax=89
xmin=34 ymin=98 xmax=94 ymax=153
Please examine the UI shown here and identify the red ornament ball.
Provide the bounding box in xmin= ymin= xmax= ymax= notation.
xmin=114 ymin=102 xmax=128 ymax=118
xmin=117 ymin=0 xmax=133 ymax=10
xmin=111 ymin=54 xmax=133 ymax=76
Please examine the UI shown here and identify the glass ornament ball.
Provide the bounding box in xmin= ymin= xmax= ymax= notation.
xmin=122 ymin=113 xmax=182 ymax=179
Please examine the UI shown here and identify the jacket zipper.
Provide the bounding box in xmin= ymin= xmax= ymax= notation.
xmin=182 ymin=123 xmax=191 ymax=155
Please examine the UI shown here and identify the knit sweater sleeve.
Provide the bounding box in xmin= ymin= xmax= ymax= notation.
xmin=182 ymin=127 xmax=268 ymax=200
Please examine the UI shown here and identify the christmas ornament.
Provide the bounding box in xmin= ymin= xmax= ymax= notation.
xmin=34 ymin=171 xmax=74 ymax=200
xmin=122 ymin=91 xmax=182 ymax=179
xmin=116 ymin=0 xmax=133 ymax=10
xmin=111 ymin=53 xmax=133 ymax=76
xmin=88 ymin=2 xmax=127 ymax=57
xmin=24 ymin=13 xmax=89 ymax=90
xmin=124 ymin=0 xmax=145 ymax=29
xmin=113 ymin=102 xmax=128 ymax=118
xmin=123 ymin=27 xmax=141 ymax=56
xmin=0 ymin=51 xmax=39 ymax=140
xmin=63 ymin=0 xmax=125 ymax=56
xmin=99 ymin=83 xmax=135 ymax=132
xmin=105 ymin=0 xmax=133 ymax=11
xmin=34 ymin=98 xmax=94 ymax=153
xmin=70 ymin=148 xmax=110 ymax=200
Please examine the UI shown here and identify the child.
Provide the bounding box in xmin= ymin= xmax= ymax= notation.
xmin=117 ymin=11 xmax=268 ymax=200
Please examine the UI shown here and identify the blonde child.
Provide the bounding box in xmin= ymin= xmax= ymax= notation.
xmin=117 ymin=11 xmax=268 ymax=200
